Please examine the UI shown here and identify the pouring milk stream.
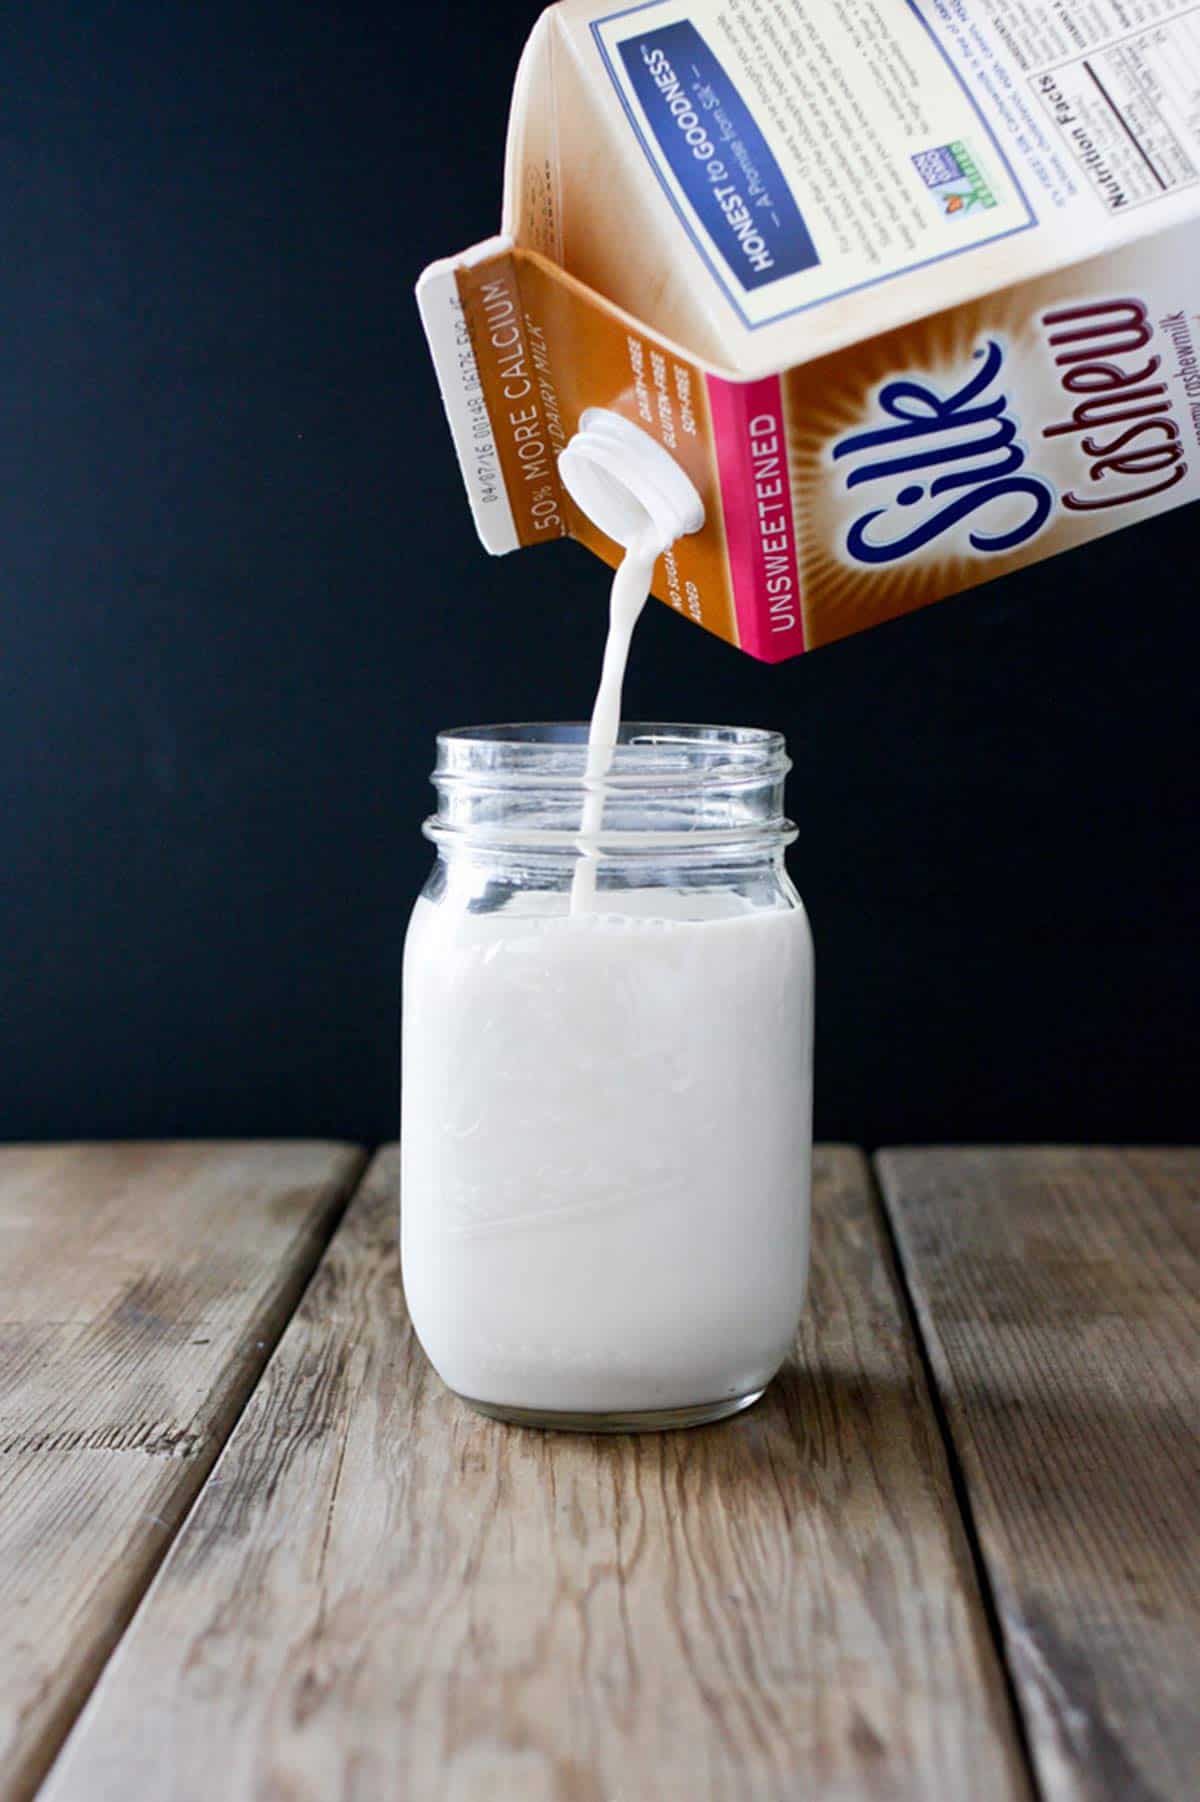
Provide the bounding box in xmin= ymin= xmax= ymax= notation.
xmin=558 ymin=408 xmax=705 ymax=910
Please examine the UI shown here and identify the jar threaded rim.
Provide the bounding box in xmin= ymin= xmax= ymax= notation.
xmin=426 ymin=723 xmax=795 ymax=857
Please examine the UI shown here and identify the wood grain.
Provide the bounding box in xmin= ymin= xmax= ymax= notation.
xmin=0 ymin=1141 xmax=364 ymax=1802
xmin=876 ymin=1147 xmax=1200 ymax=1802
xmin=45 ymin=1145 xmax=1028 ymax=1802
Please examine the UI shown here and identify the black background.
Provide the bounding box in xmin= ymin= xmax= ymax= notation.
xmin=3 ymin=1 xmax=1196 ymax=1147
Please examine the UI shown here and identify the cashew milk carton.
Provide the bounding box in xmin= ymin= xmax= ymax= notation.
xmin=418 ymin=0 xmax=1200 ymax=660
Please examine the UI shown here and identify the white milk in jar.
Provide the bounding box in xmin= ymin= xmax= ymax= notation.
xmin=400 ymin=723 xmax=813 ymax=1430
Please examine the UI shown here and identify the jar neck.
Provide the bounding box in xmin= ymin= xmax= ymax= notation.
xmin=424 ymin=724 xmax=796 ymax=870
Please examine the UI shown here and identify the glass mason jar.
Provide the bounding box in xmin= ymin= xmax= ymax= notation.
xmin=400 ymin=723 xmax=813 ymax=1432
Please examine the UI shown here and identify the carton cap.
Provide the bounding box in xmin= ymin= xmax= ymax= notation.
xmin=559 ymin=408 xmax=704 ymax=550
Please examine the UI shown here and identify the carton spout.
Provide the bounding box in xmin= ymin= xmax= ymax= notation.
xmin=559 ymin=409 xmax=705 ymax=552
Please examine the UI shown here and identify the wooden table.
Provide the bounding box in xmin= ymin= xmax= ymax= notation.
xmin=0 ymin=1144 xmax=1195 ymax=1801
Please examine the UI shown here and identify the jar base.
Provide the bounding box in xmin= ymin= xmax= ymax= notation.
xmin=454 ymin=1387 xmax=767 ymax=1434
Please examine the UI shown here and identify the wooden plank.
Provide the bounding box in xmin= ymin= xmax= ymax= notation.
xmin=876 ymin=1147 xmax=1200 ymax=1802
xmin=0 ymin=1141 xmax=364 ymax=1802
xmin=44 ymin=1146 xmax=1030 ymax=1802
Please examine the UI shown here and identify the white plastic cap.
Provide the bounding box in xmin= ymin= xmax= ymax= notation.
xmin=558 ymin=408 xmax=705 ymax=550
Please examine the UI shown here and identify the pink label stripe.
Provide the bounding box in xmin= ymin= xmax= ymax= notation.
xmin=706 ymin=373 xmax=806 ymax=663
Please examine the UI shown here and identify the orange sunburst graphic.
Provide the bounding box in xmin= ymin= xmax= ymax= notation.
xmin=784 ymin=290 xmax=1075 ymax=650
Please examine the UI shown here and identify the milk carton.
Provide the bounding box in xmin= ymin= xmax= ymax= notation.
xmin=418 ymin=0 xmax=1200 ymax=661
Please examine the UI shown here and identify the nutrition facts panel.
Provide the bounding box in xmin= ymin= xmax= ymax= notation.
xmin=1030 ymin=6 xmax=1200 ymax=210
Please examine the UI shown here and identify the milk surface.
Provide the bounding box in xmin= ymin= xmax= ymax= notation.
xmin=401 ymin=888 xmax=813 ymax=1414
